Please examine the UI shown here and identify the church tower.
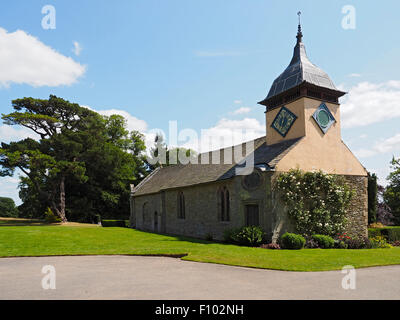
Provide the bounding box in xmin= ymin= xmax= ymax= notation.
xmin=258 ymin=13 xmax=366 ymax=176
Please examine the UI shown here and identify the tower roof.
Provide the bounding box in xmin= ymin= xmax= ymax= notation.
xmin=259 ymin=15 xmax=345 ymax=108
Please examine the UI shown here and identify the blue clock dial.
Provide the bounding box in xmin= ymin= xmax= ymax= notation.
xmin=271 ymin=106 xmax=297 ymax=137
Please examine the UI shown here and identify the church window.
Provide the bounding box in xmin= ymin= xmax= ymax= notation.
xmin=218 ymin=187 xmax=230 ymax=222
xmin=177 ymin=192 xmax=186 ymax=219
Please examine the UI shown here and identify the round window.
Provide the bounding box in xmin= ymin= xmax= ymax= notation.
xmin=242 ymin=170 xmax=263 ymax=190
xmin=317 ymin=109 xmax=330 ymax=128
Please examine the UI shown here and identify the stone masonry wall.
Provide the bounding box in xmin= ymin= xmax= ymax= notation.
xmin=343 ymin=175 xmax=368 ymax=238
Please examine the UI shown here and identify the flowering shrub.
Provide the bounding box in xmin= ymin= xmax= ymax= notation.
xmin=344 ymin=236 xmax=371 ymax=249
xmin=370 ymin=236 xmax=392 ymax=249
xmin=276 ymin=169 xmax=353 ymax=237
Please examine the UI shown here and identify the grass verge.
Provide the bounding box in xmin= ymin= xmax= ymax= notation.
xmin=1 ymin=220 xmax=400 ymax=271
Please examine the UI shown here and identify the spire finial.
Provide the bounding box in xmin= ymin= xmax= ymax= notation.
xmin=296 ymin=11 xmax=303 ymax=43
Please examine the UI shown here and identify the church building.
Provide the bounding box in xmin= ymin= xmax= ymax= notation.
xmin=129 ymin=20 xmax=368 ymax=242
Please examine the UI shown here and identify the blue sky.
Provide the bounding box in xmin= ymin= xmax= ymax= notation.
xmin=1 ymin=0 xmax=400 ymax=204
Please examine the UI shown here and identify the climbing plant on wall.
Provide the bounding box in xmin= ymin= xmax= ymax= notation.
xmin=276 ymin=169 xmax=353 ymax=237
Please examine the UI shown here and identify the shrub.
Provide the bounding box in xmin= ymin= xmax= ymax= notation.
xmin=368 ymin=228 xmax=382 ymax=239
xmin=368 ymin=227 xmax=400 ymax=242
xmin=312 ymin=234 xmax=335 ymax=249
xmin=260 ymin=243 xmax=281 ymax=249
xmin=334 ymin=240 xmax=348 ymax=249
xmin=370 ymin=236 xmax=392 ymax=249
xmin=345 ymin=236 xmax=371 ymax=249
xmin=386 ymin=228 xmax=400 ymax=242
xmin=223 ymin=228 xmax=240 ymax=243
xmin=224 ymin=226 xmax=265 ymax=247
xmin=44 ymin=208 xmax=61 ymax=223
xmin=305 ymin=237 xmax=319 ymax=248
xmin=276 ymin=169 xmax=352 ymax=237
xmin=391 ymin=240 xmax=400 ymax=247
xmin=101 ymin=220 xmax=126 ymax=227
xmin=280 ymin=233 xmax=306 ymax=250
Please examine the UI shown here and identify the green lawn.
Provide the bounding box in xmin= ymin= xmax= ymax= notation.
xmin=0 ymin=220 xmax=400 ymax=271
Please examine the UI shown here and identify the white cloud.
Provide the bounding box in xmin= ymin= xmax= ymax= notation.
xmin=94 ymin=108 xmax=148 ymax=133
xmin=233 ymin=100 xmax=242 ymax=104
xmin=0 ymin=176 xmax=22 ymax=205
xmin=232 ymin=107 xmax=251 ymax=115
xmin=347 ymin=73 xmax=361 ymax=78
xmin=0 ymin=125 xmax=39 ymax=143
xmin=179 ymin=117 xmax=265 ymax=152
xmin=341 ymin=81 xmax=400 ymax=128
xmin=73 ymin=41 xmax=82 ymax=56
xmin=354 ymin=133 xmax=400 ymax=158
xmin=0 ymin=27 xmax=86 ymax=87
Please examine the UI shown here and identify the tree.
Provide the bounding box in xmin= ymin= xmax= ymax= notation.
xmin=0 ymin=95 xmax=148 ymax=222
xmin=377 ymin=185 xmax=394 ymax=225
xmin=0 ymin=96 xmax=101 ymax=222
xmin=0 ymin=197 xmax=18 ymax=217
xmin=367 ymin=172 xmax=377 ymax=224
xmin=384 ymin=157 xmax=400 ymax=225
xmin=147 ymin=134 xmax=197 ymax=168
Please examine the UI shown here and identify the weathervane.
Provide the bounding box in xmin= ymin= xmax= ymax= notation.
xmin=296 ymin=11 xmax=303 ymax=43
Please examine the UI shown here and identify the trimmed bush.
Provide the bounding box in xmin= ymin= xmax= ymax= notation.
xmin=368 ymin=227 xmax=400 ymax=242
xmin=101 ymin=220 xmax=126 ymax=227
xmin=312 ymin=234 xmax=335 ymax=249
xmin=224 ymin=226 xmax=265 ymax=247
xmin=280 ymin=233 xmax=306 ymax=250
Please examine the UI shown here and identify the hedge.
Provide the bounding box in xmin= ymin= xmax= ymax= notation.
xmin=368 ymin=227 xmax=400 ymax=242
xmin=101 ymin=220 xmax=129 ymax=227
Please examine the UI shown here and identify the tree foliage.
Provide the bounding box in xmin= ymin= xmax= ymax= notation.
xmin=384 ymin=157 xmax=400 ymax=225
xmin=0 ymin=197 xmax=18 ymax=217
xmin=276 ymin=169 xmax=353 ymax=237
xmin=367 ymin=172 xmax=378 ymax=224
xmin=0 ymin=95 xmax=147 ymax=222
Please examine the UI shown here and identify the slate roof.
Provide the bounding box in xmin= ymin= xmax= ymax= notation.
xmin=132 ymin=136 xmax=302 ymax=196
xmin=261 ymin=25 xmax=345 ymax=102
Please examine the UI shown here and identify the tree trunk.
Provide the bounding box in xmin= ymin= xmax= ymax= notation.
xmin=58 ymin=175 xmax=67 ymax=223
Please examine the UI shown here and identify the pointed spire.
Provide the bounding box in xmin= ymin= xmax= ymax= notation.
xmin=296 ymin=11 xmax=303 ymax=43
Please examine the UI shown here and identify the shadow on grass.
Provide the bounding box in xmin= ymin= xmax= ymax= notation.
xmin=0 ymin=217 xmax=54 ymax=227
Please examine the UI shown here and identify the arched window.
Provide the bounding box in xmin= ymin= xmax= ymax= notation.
xmin=177 ymin=191 xmax=185 ymax=219
xmin=218 ymin=187 xmax=230 ymax=221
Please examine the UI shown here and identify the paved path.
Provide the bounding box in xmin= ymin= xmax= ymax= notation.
xmin=0 ymin=255 xmax=399 ymax=299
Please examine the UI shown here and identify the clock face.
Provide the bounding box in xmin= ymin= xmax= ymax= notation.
xmin=271 ymin=106 xmax=297 ymax=137
xmin=313 ymin=103 xmax=336 ymax=134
